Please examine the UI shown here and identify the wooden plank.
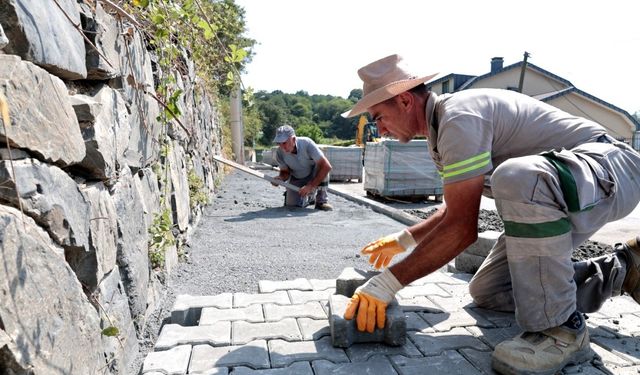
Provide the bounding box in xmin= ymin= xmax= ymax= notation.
xmin=213 ymin=155 xmax=300 ymax=192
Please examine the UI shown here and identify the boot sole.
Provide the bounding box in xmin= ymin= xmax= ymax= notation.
xmin=491 ymin=347 xmax=593 ymax=375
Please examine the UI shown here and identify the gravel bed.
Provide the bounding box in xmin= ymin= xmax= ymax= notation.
xmin=405 ymin=208 xmax=614 ymax=261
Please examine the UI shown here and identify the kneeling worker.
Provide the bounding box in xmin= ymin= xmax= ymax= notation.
xmin=272 ymin=125 xmax=333 ymax=211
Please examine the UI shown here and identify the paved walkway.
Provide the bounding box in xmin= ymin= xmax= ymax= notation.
xmin=141 ymin=179 xmax=640 ymax=375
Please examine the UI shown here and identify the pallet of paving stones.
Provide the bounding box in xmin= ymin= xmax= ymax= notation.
xmin=320 ymin=145 xmax=363 ymax=183
xmin=364 ymin=139 xmax=442 ymax=198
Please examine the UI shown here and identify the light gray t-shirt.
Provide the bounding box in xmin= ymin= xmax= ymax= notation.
xmin=427 ymin=89 xmax=607 ymax=184
xmin=275 ymin=136 xmax=324 ymax=179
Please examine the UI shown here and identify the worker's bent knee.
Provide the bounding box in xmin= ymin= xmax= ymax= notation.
xmin=490 ymin=156 xmax=552 ymax=202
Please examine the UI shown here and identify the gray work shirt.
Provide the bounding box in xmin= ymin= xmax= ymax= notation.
xmin=426 ymin=89 xmax=607 ymax=185
xmin=275 ymin=137 xmax=324 ymax=179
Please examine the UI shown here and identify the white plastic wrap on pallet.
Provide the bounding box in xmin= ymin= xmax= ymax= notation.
xmin=319 ymin=145 xmax=363 ymax=181
xmin=260 ymin=147 xmax=278 ymax=166
xmin=364 ymin=139 xmax=442 ymax=197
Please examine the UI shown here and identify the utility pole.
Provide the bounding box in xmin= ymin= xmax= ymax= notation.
xmin=518 ymin=51 xmax=531 ymax=93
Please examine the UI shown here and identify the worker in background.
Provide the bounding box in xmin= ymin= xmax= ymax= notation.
xmin=341 ymin=54 xmax=640 ymax=375
xmin=272 ymin=125 xmax=333 ymax=211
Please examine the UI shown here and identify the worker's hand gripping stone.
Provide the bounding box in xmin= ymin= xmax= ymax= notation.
xmin=343 ymin=269 xmax=403 ymax=333
xmin=361 ymin=229 xmax=417 ymax=269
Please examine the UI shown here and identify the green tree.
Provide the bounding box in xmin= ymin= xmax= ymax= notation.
xmin=295 ymin=124 xmax=324 ymax=144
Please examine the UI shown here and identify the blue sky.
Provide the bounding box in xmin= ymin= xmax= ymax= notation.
xmin=235 ymin=0 xmax=640 ymax=115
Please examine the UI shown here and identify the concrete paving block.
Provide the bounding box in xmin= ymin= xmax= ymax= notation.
xmin=404 ymin=312 xmax=430 ymax=332
xmin=470 ymin=307 xmax=517 ymax=328
xmin=329 ymin=294 xmax=406 ymax=348
xmin=466 ymin=230 xmax=501 ymax=256
xmin=390 ymin=350 xmax=483 ymax=375
xmin=420 ymin=309 xmax=494 ymax=332
xmin=232 ymin=318 xmax=302 ymax=345
xmin=200 ymin=304 xmax=264 ymax=325
xmin=142 ymin=344 xmax=191 ymax=375
xmin=172 ymin=294 xmax=233 ymax=326
xmin=454 ymin=252 xmax=486 ymax=274
xmin=409 ymin=270 xmax=470 ymax=286
xmin=397 ymin=296 xmax=442 ymax=313
xmin=268 ymin=336 xmax=349 ymax=367
xmin=264 ymin=301 xmax=327 ymax=321
xmin=335 ymin=267 xmax=379 ymax=297
xmin=189 ymin=368 xmax=229 ymax=375
xmin=409 ymin=328 xmax=490 ymax=355
xmin=466 ymin=325 xmax=521 ymax=349
xmin=309 ymin=278 xmax=336 ymax=290
xmin=189 ymin=340 xmax=269 ymax=372
xmin=233 ymin=291 xmax=290 ymax=308
xmin=428 ymin=292 xmax=475 ymax=312
xmin=346 ymin=340 xmax=422 ymax=362
xmin=156 ymin=323 xmax=231 ymax=350
xmin=397 ymin=284 xmax=450 ymax=299
xmin=590 ymin=336 xmax=640 ymax=365
xmin=288 ymin=289 xmax=335 ymax=304
xmin=259 ymin=278 xmax=313 ymax=293
xmin=459 ymin=348 xmax=494 ymax=375
xmin=312 ymin=357 xmax=398 ymax=375
xmin=230 ymin=362 xmax=313 ymax=375
xmin=297 ymin=318 xmax=330 ymax=340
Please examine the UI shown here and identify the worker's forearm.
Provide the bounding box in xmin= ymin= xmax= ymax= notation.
xmin=391 ymin=216 xmax=477 ymax=286
xmin=406 ymin=204 xmax=446 ymax=243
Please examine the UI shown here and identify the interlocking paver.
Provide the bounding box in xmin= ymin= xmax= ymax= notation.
xmin=593 ymin=295 xmax=640 ymax=317
xmin=200 ymin=304 xmax=264 ymax=325
xmin=233 ymin=291 xmax=290 ymax=308
xmin=259 ymin=278 xmax=313 ymax=293
xmin=309 ymin=278 xmax=336 ymax=290
xmin=288 ymin=289 xmax=335 ymax=304
xmin=346 ymin=340 xmax=422 ymax=362
xmin=410 ymin=271 xmax=471 ymax=286
xmin=297 ymin=318 xmax=330 ymax=340
xmin=142 ymin=344 xmax=191 ymax=375
xmin=230 ymin=362 xmax=313 ymax=375
xmin=172 ymin=294 xmax=233 ymax=326
xmin=335 ymin=267 xmax=378 ymax=297
xmin=397 ymin=296 xmax=442 ymax=313
xmin=263 ymin=301 xmax=327 ymax=321
xmin=458 ymin=348 xmax=493 ymax=374
xmin=155 ymin=323 xmax=230 ymax=350
xmin=312 ymin=357 xmax=397 ymax=375
xmin=144 ymin=269 xmax=640 ymax=375
xmin=232 ymin=318 xmax=301 ymax=345
xmin=404 ymin=312 xmax=430 ymax=332
xmin=268 ymin=336 xmax=349 ymax=367
xmin=329 ymin=294 xmax=406 ymax=348
xmin=391 ymin=350 xmax=483 ymax=375
xmin=397 ymin=284 xmax=450 ymax=299
xmin=466 ymin=325 xmax=521 ymax=349
xmin=408 ymin=327 xmax=490 ymax=355
xmin=428 ymin=292 xmax=475 ymax=312
xmin=420 ymin=308 xmax=494 ymax=332
xmin=471 ymin=307 xmax=517 ymax=328
xmin=189 ymin=340 xmax=270 ymax=372
xmin=590 ymin=336 xmax=640 ymax=365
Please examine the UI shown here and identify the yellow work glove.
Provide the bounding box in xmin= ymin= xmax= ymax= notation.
xmin=361 ymin=229 xmax=417 ymax=269
xmin=343 ymin=268 xmax=403 ymax=332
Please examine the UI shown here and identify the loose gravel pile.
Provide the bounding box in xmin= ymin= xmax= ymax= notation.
xmin=406 ymin=208 xmax=614 ymax=261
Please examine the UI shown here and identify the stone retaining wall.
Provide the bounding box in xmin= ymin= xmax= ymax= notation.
xmin=0 ymin=2 xmax=222 ymax=374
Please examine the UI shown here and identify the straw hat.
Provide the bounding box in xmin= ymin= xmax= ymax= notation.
xmin=342 ymin=54 xmax=437 ymax=118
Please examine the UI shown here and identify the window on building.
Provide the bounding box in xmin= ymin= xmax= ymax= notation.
xmin=442 ymin=80 xmax=450 ymax=93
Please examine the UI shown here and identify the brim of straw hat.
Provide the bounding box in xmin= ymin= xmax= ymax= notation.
xmin=341 ymin=73 xmax=438 ymax=118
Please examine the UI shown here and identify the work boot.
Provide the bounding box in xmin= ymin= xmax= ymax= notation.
xmin=315 ymin=202 xmax=333 ymax=211
xmin=619 ymin=236 xmax=640 ymax=303
xmin=492 ymin=312 xmax=592 ymax=375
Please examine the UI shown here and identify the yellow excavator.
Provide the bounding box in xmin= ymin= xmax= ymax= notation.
xmin=355 ymin=114 xmax=379 ymax=146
